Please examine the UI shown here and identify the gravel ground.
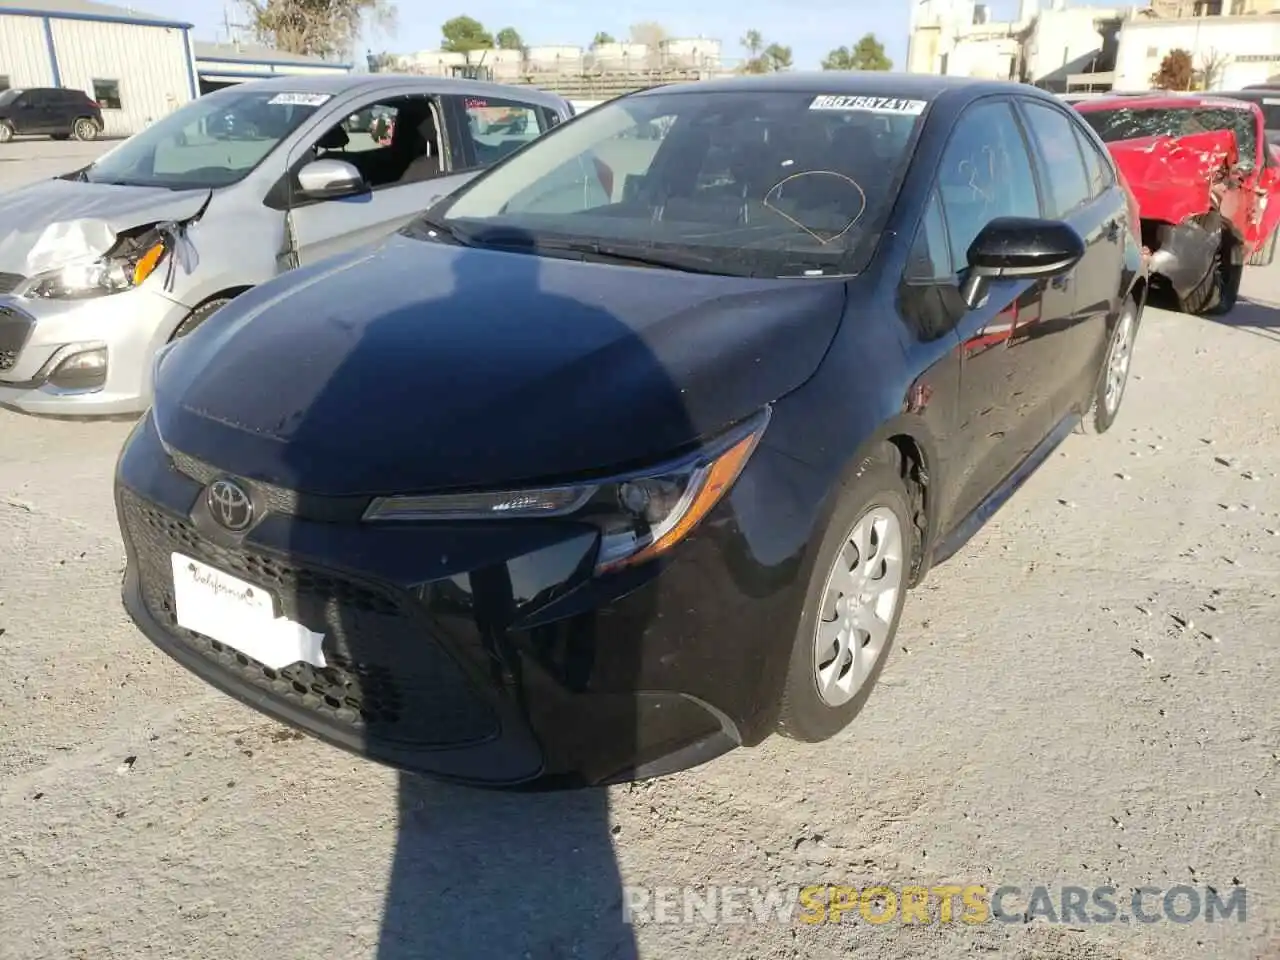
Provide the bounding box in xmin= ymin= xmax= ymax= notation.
xmin=2 ymin=140 xmax=1279 ymax=960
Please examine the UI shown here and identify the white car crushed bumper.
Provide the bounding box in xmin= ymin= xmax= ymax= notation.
xmin=0 ymin=286 xmax=190 ymax=417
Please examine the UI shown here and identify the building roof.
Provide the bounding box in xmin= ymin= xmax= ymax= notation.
xmin=194 ymin=40 xmax=351 ymax=70
xmin=0 ymin=0 xmax=190 ymax=29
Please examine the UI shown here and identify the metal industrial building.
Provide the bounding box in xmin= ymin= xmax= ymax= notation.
xmin=0 ymin=0 xmax=197 ymax=136
xmin=194 ymin=41 xmax=352 ymax=94
xmin=0 ymin=0 xmax=353 ymax=136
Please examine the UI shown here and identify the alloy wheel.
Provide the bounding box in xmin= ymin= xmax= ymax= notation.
xmin=74 ymin=119 xmax=97 ymax=141
xmin=813 ymin=506 xmax=905 ymax=707
xmin=1104 ymin=305 xmax=1136 ymax=416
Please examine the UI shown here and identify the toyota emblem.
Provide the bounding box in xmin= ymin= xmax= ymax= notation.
xmin=207 ymin=478 xmax=255 ymax=532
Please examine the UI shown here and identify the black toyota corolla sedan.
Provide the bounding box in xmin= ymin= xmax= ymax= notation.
xmin=115 ymin=72 xmax=1147 ymax=789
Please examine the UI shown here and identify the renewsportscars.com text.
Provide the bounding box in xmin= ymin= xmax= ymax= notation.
xmin=621 ymin=884 xmax=1247 ymax=926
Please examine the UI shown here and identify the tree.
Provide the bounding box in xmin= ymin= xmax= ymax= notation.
xmin=740 ymin=30 xmax=788 ymax=73
xmin=592 ymin=31 xmax=615 ymax=47
xmin=1150 ymin=48 xmax=1194 ymax=90
xmin=629 ymin=21 xmax=667 ymax=67
xmin=823 ymin=33 xmax=892 ymax=71
xmin=239 ymin=0 xmax=396 ymax=60
xmin=441 ymin=15 xmax=493 ymax=53
xmin=1195 ymin=47 xmax=1229 ymax=90
xmin=495 ymin=26 xmax=523 ymax=52
xmin=741 ymin=29 xmax=766 ymax=73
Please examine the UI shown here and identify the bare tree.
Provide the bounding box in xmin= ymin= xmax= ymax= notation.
xmin=239 ymin=0 xmax=396 ymax=61
xmin=1195 ymin=47 xmax=1230 ymax=90
xmin=629 ymin=21 xmax=667 ymax=69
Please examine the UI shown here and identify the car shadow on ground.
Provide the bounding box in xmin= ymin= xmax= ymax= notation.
xmin=267 ymin=227 xmax=703 ymax=959
xmin=378 ymin=777 xmax=637 ymax=958
xmin=1204 ymin=297 xmax=1280 ymax=341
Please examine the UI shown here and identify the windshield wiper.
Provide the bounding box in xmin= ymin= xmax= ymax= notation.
xmin=518 ymin=239 xmax=733 ymax=275
xmin=403 ymin=214 xmax=474 ymax=246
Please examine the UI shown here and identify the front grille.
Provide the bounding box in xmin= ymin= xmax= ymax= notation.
xmin=0 ymin=306 xmax=33 ymax=373
xmin=0 ymin=272 xmax=23 ymax=295
xmin=168 ymin=449 xmax=369 ymax=522
xmin=119 ymin=489 xmax=498 ymax=748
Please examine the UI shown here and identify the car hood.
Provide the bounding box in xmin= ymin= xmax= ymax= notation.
xmin=154 ymin=234 xmax=848 ymax=497
xmin=0 ymin=177 xmax=210 ymax=276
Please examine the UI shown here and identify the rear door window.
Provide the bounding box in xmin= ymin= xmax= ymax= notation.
xmin=1020 ymin=101 xmax=1092 ymax=218
xmin=449 ymin=95 xmax=550 ymax=169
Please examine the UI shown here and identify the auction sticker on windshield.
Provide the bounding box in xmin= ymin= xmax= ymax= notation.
xmin=809 ymin=95 xmax=927 ymax=115
xmin=268 ymin=93 xmax=333 ymax=107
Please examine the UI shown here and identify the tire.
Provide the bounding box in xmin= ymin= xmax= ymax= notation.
xmin=0 ymin=121 xmax=13 ymax=144
xmin=776 ymin=447 xmax=914 ymax=743
xmin=171 ymin=298 xmax=231 ymax=341
xmin=72 ymin=117 xmax=98 ymax=141
xmin=1176 ymin=238 xmax=1224 ymax=315
xmin=1079 ymin=297 xmax=1140 ymax=436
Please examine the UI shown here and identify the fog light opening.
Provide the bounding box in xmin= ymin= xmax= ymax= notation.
xmin=48 ymin=347 xmax=108 ymax=390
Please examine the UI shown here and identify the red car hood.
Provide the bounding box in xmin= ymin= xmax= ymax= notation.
xmin=1104 ymin=128 xmax=1238 ymax=225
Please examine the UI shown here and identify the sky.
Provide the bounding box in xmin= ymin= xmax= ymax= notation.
xmin=173 ymin=0 xmax=1122 ymax=71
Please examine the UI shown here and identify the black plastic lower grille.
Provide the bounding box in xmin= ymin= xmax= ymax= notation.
xmin=0 ymin=306 xmax=33 ymax=373
xmin=119 ymin=489 xmax=498 ymax=748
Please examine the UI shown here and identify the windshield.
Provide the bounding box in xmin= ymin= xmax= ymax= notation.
xmin=1082 ymin=104 xmax=1260 ymax=168
xmin=84 ymin=88 xmax=331 ymax=190
xmin=0 ymin=89 xmax=22 ymax=107
xmin=432 ymin=89 xmax=928 ymax=277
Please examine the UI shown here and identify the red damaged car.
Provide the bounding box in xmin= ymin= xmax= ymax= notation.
xmin=1074 ymin=93 xmax=1280 ymax=314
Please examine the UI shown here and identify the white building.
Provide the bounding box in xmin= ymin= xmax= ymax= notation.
xmin=907 ymin=0 xmax=1128 ymax=90
xmin=193 ymin=41 xmax=352 ymax=94
xmin=1112 ymin=10 xmax=1280 ymax=89
xmin=0 ymin=0 xmax=197 ymax=135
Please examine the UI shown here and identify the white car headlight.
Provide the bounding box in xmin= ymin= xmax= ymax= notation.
xmin=363 ymin=410 xmax=770 ymax=575
xmin=20 ymin=235 xmax=167 ymax=301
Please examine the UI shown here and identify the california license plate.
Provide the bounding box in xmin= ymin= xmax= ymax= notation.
xmin=170 ymin=553 xmax=327 ymax=669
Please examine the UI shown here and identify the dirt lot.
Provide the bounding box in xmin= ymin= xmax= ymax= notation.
xmin=2 ymin=140 xmax=1279 ymax=960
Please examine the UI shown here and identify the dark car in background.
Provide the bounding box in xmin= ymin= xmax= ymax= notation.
xmin=115 ymin=72 xmax=1146 ymax=789
xmin=0 ymin=87 xmax=103 ymax=143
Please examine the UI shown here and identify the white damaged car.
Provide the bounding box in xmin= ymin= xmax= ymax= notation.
xmin=0 ymin=74 xmax=570 ymax=417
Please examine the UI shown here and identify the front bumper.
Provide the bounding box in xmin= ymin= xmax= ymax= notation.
xmin=0 ymin=286 xmax=190 ymax=417
xmin=114 ymin=414 xmax=811 ymax=788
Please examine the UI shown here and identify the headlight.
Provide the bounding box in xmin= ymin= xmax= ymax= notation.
xmin=19 ymin=236 xmax=167 ymax=300
xmin=363 ymin=410 xmax=770 ymax=574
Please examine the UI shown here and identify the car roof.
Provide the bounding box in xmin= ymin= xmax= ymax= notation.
xmin=629 ymin=70 xmax=1055 ymax=107
xmin=218 ymin=73 xmax=570 ymax=109
xmin=1074 ymin=92 xmax=1255 ymax=112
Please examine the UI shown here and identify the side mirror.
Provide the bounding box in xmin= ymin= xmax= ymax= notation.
xmin=297 ymin=158 xmax=367 ymax=201
xmin=960 ymin=217 xmax=1085 ymax=309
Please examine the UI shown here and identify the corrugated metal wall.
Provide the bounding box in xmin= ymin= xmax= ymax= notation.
xmin=48 ymin=19 xmax=193 ymax=137
xmin=0 ymin=16 xmax=56 ymax=87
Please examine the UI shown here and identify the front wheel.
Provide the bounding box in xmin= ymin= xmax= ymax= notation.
xmin=171 ymin=298 xmax=231 ymax=341
xmin=776 ymin=449 xmax=913 ymax=743
xmin=1079 ymin=298 xmax=1140 ymax=436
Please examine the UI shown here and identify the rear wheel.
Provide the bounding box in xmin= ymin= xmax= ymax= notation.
xmin=776 ymin=449 xmax=913 ymax=743
xmin=72 ymin=117 xmax=98 ymax=141
xmin=0 ymin=121 xmax=13 ymax=144
xmin=1079 ymin=298 xmax=1139 ymax=436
